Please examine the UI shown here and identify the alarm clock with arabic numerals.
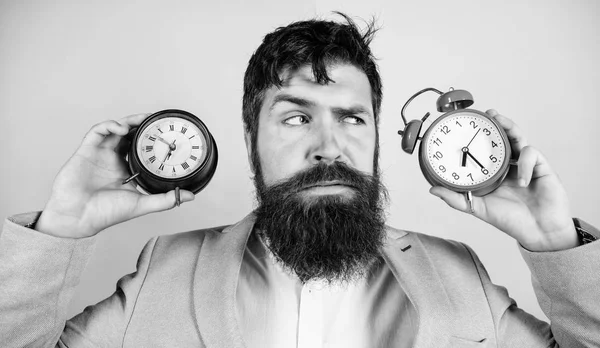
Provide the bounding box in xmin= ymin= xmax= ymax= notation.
xmin=122 ymin=109 xmax=218 ymax=206
xmin=397 ymin=88 xmax=512 ymax=210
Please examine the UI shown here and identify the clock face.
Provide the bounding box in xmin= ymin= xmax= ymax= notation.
xmin=136 ymin=116 xmax=208 ymax=179
xmin=422 ymin=110 xmax=509 ymax=189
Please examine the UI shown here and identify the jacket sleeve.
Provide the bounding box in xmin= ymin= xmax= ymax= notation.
xmin=465 ymin=218 xmax=600 ymax=348
xmin=0 ymin=211 xmax=158 ymax=348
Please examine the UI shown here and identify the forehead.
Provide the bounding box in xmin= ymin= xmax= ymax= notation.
xmin=259 ymin=63 xmax=374 ymax=117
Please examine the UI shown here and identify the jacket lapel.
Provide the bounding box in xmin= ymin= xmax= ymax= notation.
xmin=193 ymin=213 xmax=255 ymax=348
xmin=381 ymin=228 xmax=453 ymax=347
xmin=192 ymin=217 xmax=482 ymax=348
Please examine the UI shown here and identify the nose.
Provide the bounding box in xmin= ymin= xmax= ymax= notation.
xmin=309 ymin=124 xmax=344 ymax=165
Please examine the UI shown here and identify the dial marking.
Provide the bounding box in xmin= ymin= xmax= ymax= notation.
xmin=181 ymin=127 xmax=188 ymax=134
xmin=169 ymin=124 xmax=174 ymax=131
xmin=190 ymin=155 xmax=197 ymax=161
xmin=181 ymin=162 xmax=190 ymax=170
xmin=159 ymin=163 xmax=165 ymax=171
xmin=149 ymin=136 xmax=156 ymax=142
xmin=192 ymin=145 xmax=200 ymax=149
xmin=145 ymin=145 xmax=153 ymax=152
xmin=149 ymin=156 xmax=156 ymax=163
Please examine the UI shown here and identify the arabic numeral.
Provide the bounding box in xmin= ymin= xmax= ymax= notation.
xmin=433 ymin=151 xmax=444 ymax=160
xmin=452 ymin=172 xmax=460 ymax=180
xmin=483 ymin=128 xmax=491 ymax=136
xmin=492 ymin=141 xmax=498 ymax=148
xmin=470 ymin=120 xmax=478 ymax=129
xmin=467 ymin=173 xmax=474 ymax=181
xmin=441 ymin=125 xmax=451 ymax=135
xmin=439 ymin=165 xmax=446 ymax=173
xmin=481 ymin=168 xmax=489 ymax=175
xmin=489 ymin=155 xmax=498 ymax=163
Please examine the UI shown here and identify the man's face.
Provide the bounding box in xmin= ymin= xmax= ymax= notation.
xmin=253 ymin=63 xmax=377 ymax=195
xmin=248 ymin=63 xmax=386 ymax=284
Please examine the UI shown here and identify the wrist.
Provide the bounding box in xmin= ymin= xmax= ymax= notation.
xmin=36 ymin=209 xmax=97 ymax=238
xmin=521 ymin=223 xmax=579 ymax=252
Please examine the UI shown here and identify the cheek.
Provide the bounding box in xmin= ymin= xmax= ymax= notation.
xmin=257 ymin=129 xmax=306 ymax=185
xmin=346 ymin=130 xmax=376 ymax=173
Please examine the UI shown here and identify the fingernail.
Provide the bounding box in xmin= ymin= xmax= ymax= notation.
xmin=518 ymin=178 xmax=527 ymax=187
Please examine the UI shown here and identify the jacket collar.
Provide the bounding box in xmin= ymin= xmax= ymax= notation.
xmin=193 ymin=213 xmax=453 ymax=348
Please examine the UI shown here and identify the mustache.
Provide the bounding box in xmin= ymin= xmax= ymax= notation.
xmin=264 ymin=162 xmax=374 ymax=198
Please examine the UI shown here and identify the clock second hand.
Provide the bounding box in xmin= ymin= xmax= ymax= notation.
xmin=465 ymin=128 xmax=481 ymax=149
xmin=162 ymin=140 xmax=177 ymax=163
xmin=461 ymin=128 xmax=481 ymax=167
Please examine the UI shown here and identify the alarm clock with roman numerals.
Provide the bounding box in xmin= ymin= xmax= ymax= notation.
xmin=122 ymin=109 xmax=218 ymax=206
xmin=398 ymin=88 xmax=512 ymax=211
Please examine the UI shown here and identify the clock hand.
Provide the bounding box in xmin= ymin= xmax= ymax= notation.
xmin=466 ymin=151 xmax=485 ymax=169
xmin=156 ymin=136 xmax=172 ymax=147
xmin=465 ymin=128 xmax=481 ymax=149
xmin=162 ymin=148 xmax=172 ymax=163
xmin=461 ymin=147 xmax=468 ymax=167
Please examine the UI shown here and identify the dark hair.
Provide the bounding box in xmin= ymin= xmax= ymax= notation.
xmin=243 ymin=12 xmax=382 ymax=181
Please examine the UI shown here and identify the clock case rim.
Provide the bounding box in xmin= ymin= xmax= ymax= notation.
xmin=127 ymin=109 xmax=218 ymax=195
xmin=417 ymin=108 xmax=512 ymax=197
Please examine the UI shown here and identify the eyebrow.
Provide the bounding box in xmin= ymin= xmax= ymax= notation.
xmin=269 ymin=94 xmax=316 ymax=111
xmin=269 ymin=93 xmax=373 ymax=120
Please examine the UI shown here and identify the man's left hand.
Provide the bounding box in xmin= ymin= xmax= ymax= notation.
xmin=430 ymin=109 xmax=578 ymax=252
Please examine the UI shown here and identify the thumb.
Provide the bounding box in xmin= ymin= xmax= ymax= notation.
xmin=134 ymin=189 xmax=196 ymax=216
xmin=429 ymin=186 xmax=479 ymax=216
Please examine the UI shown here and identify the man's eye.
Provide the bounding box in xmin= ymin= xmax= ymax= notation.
xmin=344 ymin=116 xmax=365 ymax=125
xmin=284 ymin=115 xmax=309 ymax=125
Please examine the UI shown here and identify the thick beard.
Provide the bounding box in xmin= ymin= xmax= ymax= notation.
xmin=253 ymin=161 xmax=388 ymax=284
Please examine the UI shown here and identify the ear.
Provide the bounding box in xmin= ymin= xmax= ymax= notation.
xmin=244 ymin=131 xmax=255 ymax=174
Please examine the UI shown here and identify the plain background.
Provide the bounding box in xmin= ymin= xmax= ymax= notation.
xmin=1 ymin=0 xmax=598 ymax=322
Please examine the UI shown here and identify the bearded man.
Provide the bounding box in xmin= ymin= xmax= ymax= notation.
xmin=1 ymin=13 xmax=600 ymax=348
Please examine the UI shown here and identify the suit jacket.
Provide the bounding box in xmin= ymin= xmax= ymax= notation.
xmin=1 ymin=211 xmax=599 ymax=348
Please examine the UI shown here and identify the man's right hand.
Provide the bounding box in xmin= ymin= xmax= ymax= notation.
xmin=35 ymin=113 xmax=196 ymax=238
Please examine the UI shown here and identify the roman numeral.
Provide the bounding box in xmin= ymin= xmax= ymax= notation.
xmin=159 ymin=163 xmax=165 ymax=171
xmin=190 ymin=155 xmax=197 ymax=161
xmin=181 ymin=127 xmax=187 ymax=134
xmin=145 ymin=145 xmax=153 ymax=152
xmin=192 ymin=145 xmax=200 ymax=149
xmin=149 ymin=136 xmax=156 ymax=142
xmin=169 ymin=125 xmax=174 ymax=131
xmin=158 ymin=128 xmax=163 ymax=133
xmin=181 ymin=162 xmax=190 ymax=170
xmin=149 ymin=156 xmax=156 ymax=163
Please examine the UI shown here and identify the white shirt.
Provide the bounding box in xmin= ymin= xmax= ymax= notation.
xmin=236 ymin=229 xmax=417 ymax=348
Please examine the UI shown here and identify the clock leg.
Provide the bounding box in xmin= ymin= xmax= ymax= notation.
xmin=175 ymin=186 xmax=181 ymax=207
xmin=122 ymin=172 xmax=140 ymax=185
xmin=464 ymin=191 xmax=475 ymax=214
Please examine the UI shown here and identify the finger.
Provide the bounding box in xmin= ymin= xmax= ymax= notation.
xmin=485 ymin=110 xmax=528 ymax=157
xmin=134 ymin=189 xmax=196 ymax=216
xmin=101 ymin=122 xmax=131 ymax=149
xmin=82 ymin=113 xmax=151 ymax=149
xmin=81 ymin=120 xmax=130 ymax=147
xmin=429 ymin=186 xmax=482 ymax=216
xmin=516 ymin=145 xmax=553 ymax=187
xmin=117 ymin=113 xmax=152 ymax=127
